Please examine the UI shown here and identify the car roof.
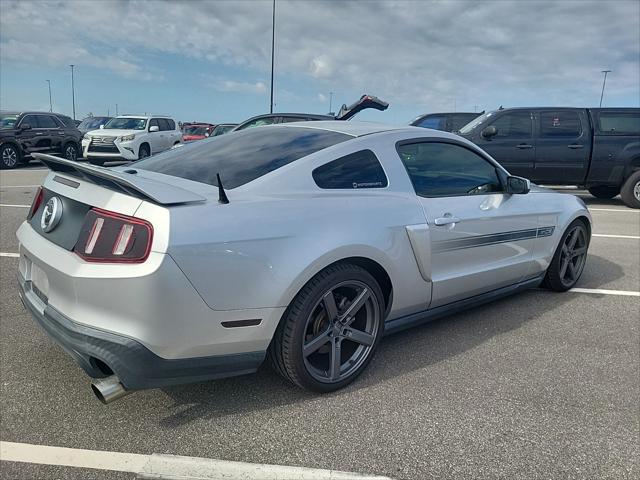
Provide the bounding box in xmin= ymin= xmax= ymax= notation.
xmin=276 ymin=120 xmax=436 ymax=138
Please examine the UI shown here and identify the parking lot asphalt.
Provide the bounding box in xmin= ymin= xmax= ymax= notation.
xmin=1 ymin=166 xmax=638 ymax=479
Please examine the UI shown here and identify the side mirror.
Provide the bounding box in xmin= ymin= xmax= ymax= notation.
xmin=481 ymin=125 xmax=497 ymax=139
xmin=507 ymin=176 xmax=530 ymax=194
xmin=149 ymin=125 xmax=160 ymax=132
xmin=99 ymin=124 xmax=104 ymax=129
xmin=20 ymin=123 xmax=32 ymax=130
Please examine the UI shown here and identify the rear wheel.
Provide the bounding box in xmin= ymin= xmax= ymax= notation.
xmin=620 ymin=171 xmax=640 ymax=209
xmin=63 ymin=142 xmax=79 ymax=161
xmin=588 ymin=185 xmax=619 ymax=199
xmin=542 ymin=219 xmax=589 ymax=292
xmin=1 ymin=143 xmax=20 ymax=169
xmin=269 ymin=263 xmax=385 ymax=392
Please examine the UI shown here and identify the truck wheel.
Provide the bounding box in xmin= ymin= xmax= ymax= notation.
xmin=588 ymin=185 xmax=619 ymax=199
xmin=620 ymin=171 xmax=640 ymax=209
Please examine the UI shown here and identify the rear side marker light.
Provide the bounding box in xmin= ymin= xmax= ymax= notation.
xmin=27 ymin=186 xmax=44 ymax=220
xmin=74 ymin=208 xmax=153 ymax=263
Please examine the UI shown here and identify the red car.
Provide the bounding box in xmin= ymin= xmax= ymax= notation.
xmin=182 ymin=123 xmax=215 ymax=142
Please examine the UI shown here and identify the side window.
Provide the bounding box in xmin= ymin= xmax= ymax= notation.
xmin=397 ymin=142 xmax=503 ymax=197
xmin=149 ymin=118 xmax=160 ymax=131
xmin=490 ymin=112 xmax=532 ymax=138
xmin=596 ymin=113 xmax=640 ymax=135
xmin=313 ymin=150 xmax=388 ymax=189
xmin=539 ymin=111 xmax=581 ymax=138
xmin=20 ymin=115 xmax=39 ymax=128
xmin=37 ymin=115 xmax=59 ymax=128
xmin=416 ymin=116 xmax=445 ymax=130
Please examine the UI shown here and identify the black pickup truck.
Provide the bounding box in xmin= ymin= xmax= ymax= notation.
xmin=458 ymin=107 xmax=640 ymax=208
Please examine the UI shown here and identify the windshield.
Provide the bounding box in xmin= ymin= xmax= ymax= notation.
xmin=79 ymin=117 xmax=110 ymax=130
xmin=135 ymin=126 xmax=350 ymax=189
xmin=184 ymin=126 xmax=208 ymax=135
xmin=0 ymin=114 xmax=18 ymax=129
xmin=104 ymin=117 xmax=147 ymax=130
xmin=458 ymin=112 xmax=494 ymax=134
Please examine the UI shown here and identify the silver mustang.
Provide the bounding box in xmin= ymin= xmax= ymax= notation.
xmin=18 ymin=122 xmax=591 ymax=403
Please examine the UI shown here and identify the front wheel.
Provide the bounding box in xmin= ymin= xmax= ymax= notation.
xmin=588 ymin=185 xmax=619 ymax=199
xmin=1 ymin=144 xmax=20 ymax=169
xmin=542 ymin=219 xmax=590 ymax=292
xmin=269 ymin=263 xmax=385 ymax=392
xmin=620 ymin=171 xmax=640 ymax=209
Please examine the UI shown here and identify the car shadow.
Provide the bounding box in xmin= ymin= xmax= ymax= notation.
xmin=157 ymin=253 xmax=622 ymax=428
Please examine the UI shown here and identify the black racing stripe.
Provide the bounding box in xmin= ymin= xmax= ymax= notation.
xmin=433 ymin=226 xmax=555 ymax=253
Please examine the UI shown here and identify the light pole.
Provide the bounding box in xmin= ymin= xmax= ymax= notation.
xmin=46 ymin=80 xmax=52 ymax=112
xmin=70 ymin=64 xmax=76 ymax=120
xmin=599 ymin=70 xmax=611 ymax=108
xmin=269 ymin=0 xmax=275 ymax=113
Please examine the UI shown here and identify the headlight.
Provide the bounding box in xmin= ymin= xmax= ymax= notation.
xmin=120 ymin=134 xmax=135 ymax=142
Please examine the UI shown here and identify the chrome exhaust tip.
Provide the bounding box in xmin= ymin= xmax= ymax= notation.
xmin=91 ymin=375 xmax=129 ymax=404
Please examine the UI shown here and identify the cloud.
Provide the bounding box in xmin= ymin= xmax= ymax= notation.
xmin=1 ymin=0 xmax=638 ymax=113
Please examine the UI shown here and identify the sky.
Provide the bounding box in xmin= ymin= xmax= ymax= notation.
xmin=1 ymin=0 xmax=638 ymax=125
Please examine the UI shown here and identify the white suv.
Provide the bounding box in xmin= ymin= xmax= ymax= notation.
xmin=82 ymin=115 xmax=182 ymax=165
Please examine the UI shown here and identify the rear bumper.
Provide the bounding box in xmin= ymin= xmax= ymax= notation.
xmin=18 ymin=276 xmax=265 ymax=390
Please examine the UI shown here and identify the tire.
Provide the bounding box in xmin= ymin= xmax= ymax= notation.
xmin=620 ymin=171 xmax=640 ymax=209
xmin=269 ymin=263 xmax=385 ymax=392
xmin=542 ymin=219 xmax=590 ymax=292
xmin=88 ymin=158 xmax=105 ymax=166
xmin=63 ymin=142 xmax=79 ymax=162
xmin=588 ymin=185 xmax=619 ymax=199
xmin=0 ymin=143 xmax=20 ymax=169
xmin=138 ymin=143 xmax=150 ymax=159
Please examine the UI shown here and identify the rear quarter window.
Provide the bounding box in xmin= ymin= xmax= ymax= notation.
xmin=135 ymin=126 xmax=351 ymax=189
xmin=313 ymin=150 xmax=388 ymax=189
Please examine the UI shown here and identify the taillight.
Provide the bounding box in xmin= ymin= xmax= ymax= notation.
xmin=74 ymin=208 xmax=153 ymax=263
xmin=27 ymin=187 xmax=44 ymax=220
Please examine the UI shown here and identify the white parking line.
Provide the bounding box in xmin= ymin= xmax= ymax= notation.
xmin=0 ymin=253 xmax=20 ymax=258
xmin=589 ymin=208 xmax=638 ymax=213
xmin=0 ymin=204 xmax=29 ymax=208
xmin=0 ymin=441 xmax=392 ymax=480
xmin=593 ymin=234 xmax=640 ymax=239
xmin=569 ymin=288 xmax=640 ymax=297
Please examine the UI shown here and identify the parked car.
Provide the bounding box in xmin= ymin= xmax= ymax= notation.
xmin=77 ymin=116 xmax=113 ymax=136
xmin=21 ymin=121 xmax=591 ymax=402
xmin=182 ymin=123 xmax=215 ymax=142
xmin=411 ymin=112 xmax=482 ymax=132
xmin=82 ymin=115 xmax=182 ymax=165
xmin=232 ymin=94 xmax=389 ymax=131
xmin=458 ymin=107 xmax=640 ymax=208
xmin=210 ymin=123 xmax=237 ymax=136
xmin=0 ymin=111 xmax=82 ymax=169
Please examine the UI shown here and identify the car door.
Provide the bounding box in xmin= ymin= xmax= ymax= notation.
xmin=533 ymin=109 xmax=590 ymax=184
xmin=396 ymin=140 xmax=540 ymax=308
xmin=38 ymin=114 xmax=64 ymax=154
xmin=148 ymin=118 xmax=165 ymax=152
xmin=16 ymin=115 xmax=46 ymax=154
xmin=473 ymin=110 xmax=535 ymax=179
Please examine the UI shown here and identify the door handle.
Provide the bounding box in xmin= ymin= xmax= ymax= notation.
xmin=434 ymin=215 xmax=461 ymax=226
xmin=516 ymin=143 xmax=533 ymax=149
xmin=568 ymin=144 xmax=584 ymax=149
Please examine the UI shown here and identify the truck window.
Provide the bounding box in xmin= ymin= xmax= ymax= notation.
xmin=596 ymin=112 xmax=640 ymax=135
xmin=490 ymin=112 xmax=532 ymax=138
xmin=539 ymin=111 xmax=582 ymax=138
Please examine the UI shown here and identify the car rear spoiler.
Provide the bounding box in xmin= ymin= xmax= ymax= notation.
xmin=32 ymin=153 xmax=206 ymax=205
xmin=335 ymin=95 xmax=389 ymax=120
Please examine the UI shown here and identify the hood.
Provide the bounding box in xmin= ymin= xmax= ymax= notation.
xmin=85 ymin=128 xmax=140 ymax=137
